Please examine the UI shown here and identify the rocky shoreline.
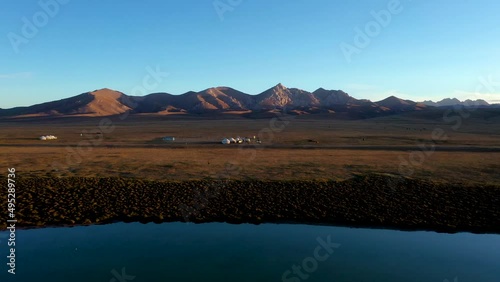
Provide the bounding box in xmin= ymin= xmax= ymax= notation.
xmin=1 ymin=175 xmax=500 ymax=233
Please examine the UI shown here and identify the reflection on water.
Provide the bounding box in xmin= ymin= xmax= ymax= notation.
xmin=1 ymin=222 xmax=499 ymax=282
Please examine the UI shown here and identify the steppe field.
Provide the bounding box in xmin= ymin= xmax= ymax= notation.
xmin=1 ymin=109 xmax=499 ymax=185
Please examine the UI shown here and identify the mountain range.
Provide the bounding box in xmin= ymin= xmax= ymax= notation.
xmin=421 ymin=98 xmax=491 ymax=107
xmin=0 ymin=84 xmax=497 ymax=118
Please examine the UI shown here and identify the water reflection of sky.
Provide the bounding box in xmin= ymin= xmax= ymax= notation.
xmin=0 ymin=223 xmax=499 ymax=282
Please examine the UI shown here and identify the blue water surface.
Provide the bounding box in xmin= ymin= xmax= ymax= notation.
xmin=0 ymin=222 xmax=499 ymax=282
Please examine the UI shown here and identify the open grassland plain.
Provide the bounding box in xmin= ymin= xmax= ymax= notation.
xmin=1 ymin=112 xmax=499 ymax=184
xmin=1 ymin=110 xmax=499 ymax=231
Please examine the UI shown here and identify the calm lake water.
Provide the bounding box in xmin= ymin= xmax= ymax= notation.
xmin=1 ymin=222 xmax=499 ymax=282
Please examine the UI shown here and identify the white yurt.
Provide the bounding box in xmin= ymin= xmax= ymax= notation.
xmin=221 ymin=138 xmax=231 ymax=145
xmin=230 ymin=138 xmax=237 ymax=144
xmin=40 ymin=135 xmax=58 ymax=140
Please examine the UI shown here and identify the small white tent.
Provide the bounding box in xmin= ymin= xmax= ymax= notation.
xmin=40 ymin=135 xmax=57 ymax=140
xmin=221 ymin=138 xmax=231 ymax=145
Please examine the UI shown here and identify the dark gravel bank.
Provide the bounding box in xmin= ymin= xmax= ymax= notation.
xmin=1 ymin=175 xmax=499 ymax=233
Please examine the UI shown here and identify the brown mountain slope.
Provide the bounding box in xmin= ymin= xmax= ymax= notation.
xmin=0 ymin=88 xmax=132 ymax=117
xmin=312 ymin=88 xmax=358 ymax=106
xmin=179 ymin=87 xmax=252 ymax=112
xmin=256 ymin=83 xmax=320 ymax=109
xmin=376 ymin=96 xmax=427 ymax=111
xmin=1 ymin=84 xmax=440 ymax=118
xmin=134 ymin=87 xmax=255 ymax=113
xmin=77 ymin=88 xmax=132 ymax=116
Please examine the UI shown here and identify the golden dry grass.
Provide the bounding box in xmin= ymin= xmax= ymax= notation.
xmin=1 ymin=112 xmax=499 ymax=184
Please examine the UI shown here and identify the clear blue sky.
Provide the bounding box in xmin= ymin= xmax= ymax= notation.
xmin=1 ymin=0 xmax=500 ymax=108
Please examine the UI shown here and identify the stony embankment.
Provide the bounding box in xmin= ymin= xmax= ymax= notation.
xmin=1 ymin=175 xmax=499 ymax=233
